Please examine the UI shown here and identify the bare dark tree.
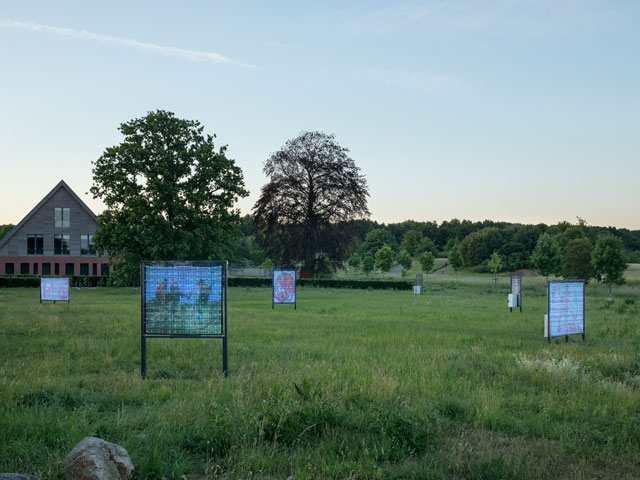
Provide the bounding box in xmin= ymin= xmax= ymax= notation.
xmin=253 ymin=131 xmax=369 ymax=276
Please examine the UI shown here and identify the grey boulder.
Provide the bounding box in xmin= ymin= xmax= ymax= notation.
xmin=62 ymin=437 xmax=134 ymax=480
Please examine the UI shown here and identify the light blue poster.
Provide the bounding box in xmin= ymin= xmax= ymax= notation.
xmin=41 ymin=277 xmax=69 ymax=301
xmin=548 ymin=282 xmax=584 ymax=337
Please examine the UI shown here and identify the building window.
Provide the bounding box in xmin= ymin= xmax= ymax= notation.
xmin=6 ymin=263 xmax=14 ymax=274
xmin=101 ymin=264 xmax=110 ymax=276
xmin=65 ymin=263 xmax=75 ymax=275
xmin=80 ymin=234 xmax=95 ymax=255
xmin=42 ymin=263 xmax=51 ymax=275
xmin=54 ymin=263 xmax=60 ymax=275
xmin=21 ymin=263 xmax=30 ymax=274
xmin=27 ymin=234 xmax=44 ymax=255
xmin=54 ymin=234 xmax=70 ymax=255
xmin=80 ymin=263 xmax=89 ymax=275
xmin=33 ymin=263 xmax=38 ymax=274
xmin=55 ymin=207 xmax=70 ymax=228
xmin=92 ymin=263 xmax=97 ymax=275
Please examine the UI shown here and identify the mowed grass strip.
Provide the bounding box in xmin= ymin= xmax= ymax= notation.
xmin=1 ymin=281 xmax=639 ymax=479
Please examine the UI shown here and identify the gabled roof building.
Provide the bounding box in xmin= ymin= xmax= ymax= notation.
xmin=0 ymin=180 xmax=112 ymax=276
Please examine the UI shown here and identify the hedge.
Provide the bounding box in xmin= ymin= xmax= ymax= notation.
xmin=1 ymin=275 xmax=412 ymax=291
xmin=230 ymin=277 xmax=412 ymax=290
xmin=0 ymin=275 xmax=121 ymax=288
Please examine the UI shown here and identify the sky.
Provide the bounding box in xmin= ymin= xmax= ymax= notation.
xmin=1 ymin=1 xmax=639 ymax=229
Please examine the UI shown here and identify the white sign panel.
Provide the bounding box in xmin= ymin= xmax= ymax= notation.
xmin=548 ymin=281 xmax=584 ymax=338
xmin=41 ymin=277 xmax=69 ymax=301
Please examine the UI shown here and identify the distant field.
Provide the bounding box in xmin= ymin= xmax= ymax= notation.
xmin=1 ymin=279 xmax=639 ymax=479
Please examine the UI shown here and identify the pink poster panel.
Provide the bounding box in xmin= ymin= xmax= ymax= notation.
xmin=273 ymin=270 xmax=296 ymax=304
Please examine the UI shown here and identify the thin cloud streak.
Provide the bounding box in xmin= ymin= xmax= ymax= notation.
xmin=0 ymin=19 xmax=257 ymax=70
xmin=352 ymin=69 xmax=464 ymax=96
xmin=351 ymin=0 xmax=620 ymax=36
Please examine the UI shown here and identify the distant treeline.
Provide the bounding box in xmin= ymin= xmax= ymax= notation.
xmin=232 ymin=216 xmax=640 ymax=271
xmin=3 ymin=217 xmax=639 ymax=272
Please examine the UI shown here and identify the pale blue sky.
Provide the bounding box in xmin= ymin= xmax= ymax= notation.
xmin=1 ymin=1 xmax=639 ymax=228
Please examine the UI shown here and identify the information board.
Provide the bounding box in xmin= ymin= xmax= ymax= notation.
xmin=40 ymin=277 xmax=69 ymax=303
xmin=547 ymin=281 xmax=585 ymax=341
xmin=273 ymin=269 xmax=296 ymax=308
xmin=141 ymin=261 xmax=228 ymax=377
xmin=510 ymin=273 xmax=522 ymax=312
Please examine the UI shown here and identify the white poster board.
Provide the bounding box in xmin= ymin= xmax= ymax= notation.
xmin=548 ymin=281 xmax=584 ymax=339
xmin=40 ymin=277 xmax=70 ymax=302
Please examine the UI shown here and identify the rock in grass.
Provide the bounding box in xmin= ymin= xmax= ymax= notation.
xmin=62 ymin=437 xmax=134 ymax=480
xmin=0 ymin=475 xmax=41 ymax=480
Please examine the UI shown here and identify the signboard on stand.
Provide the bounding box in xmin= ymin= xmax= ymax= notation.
xmin=415 ymin=274 xmax=423 ymax=295
xmin=546 ymin=280 xmax=585 ymax=343
xmin=273 ymin=269 xmax=296 ymax=309
xmin=509 ymin=273 xmax=522 ymax=312
xmin=140 ymin=261 xmax=228 ymax=378
xmin=40 ymin=277 xmax=70 ymax=303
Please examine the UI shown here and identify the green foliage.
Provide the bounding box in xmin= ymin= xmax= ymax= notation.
xmin=459 ymin=227 xmax=504 ymax=267
xmin=563 ymin=236 xmax=595 ymax=282
xmin=361 ymin=254 xmax=375 ymax=276
xmin=417 ymin=236 xmax=439 ymax=257
xmin=374 ymin=244 xmax=394 ymax=273
xmin=592 ymin=235 xmax=628 ymax=288
xmin=0 ymin=224 xmax=15 ymax=242
xmin=347 ymin=253 xmax=361 ymax=271
xmin=531 ymin=233 xmax=563 ymax=278
xmin=396 ymin=250 xmax=412 ymax=278
xmin=0 ymin=275 xmax=118 ymax=288
xmin=227 ymin=277 xmax=412 ymax=290
xmin=261 ymin=257 xmax=274 ymax=270
xmin=487 ymin=251 xmax=503 ymax=274
xmin=418 ymin=251 xmax=435 ymax=273
xmin=400 ymin=229 xmax=423 ymax=257
xmin=252 ymin=131 xmax=369 ymax=276
xmin=448 ymin=245 xmax=464 ymax=271
xmin=359 ymin=228 xmax=398 ymax=258
xmin=90 ymin=110 xmax=248 ymax=283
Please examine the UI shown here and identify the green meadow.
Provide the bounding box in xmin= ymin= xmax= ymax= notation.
xmin=1 ymin=272 xmax=639 ymax=479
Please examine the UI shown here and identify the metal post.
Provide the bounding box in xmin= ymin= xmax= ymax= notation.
xmin=222 ymin=336 xmax=228 ymax=377
xmin=141 ymin=336 xmax=146 ymax=379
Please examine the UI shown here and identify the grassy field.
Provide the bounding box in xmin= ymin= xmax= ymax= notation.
xmin=1 ymin=274 xmax=639 ymax=479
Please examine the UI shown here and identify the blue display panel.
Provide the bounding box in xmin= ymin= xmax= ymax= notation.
xmin=548 ymin=281 xmax=584 ymax=338
xmin=143 ymin=263 xmax=224 ymax=336
xmin=40 ymin=277 xmax=69 ymax=301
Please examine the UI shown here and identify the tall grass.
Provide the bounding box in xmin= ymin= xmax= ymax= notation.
xmin=1 ymin=278 xmax=639 ymax=479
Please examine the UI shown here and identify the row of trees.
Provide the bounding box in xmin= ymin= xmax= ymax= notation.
xmin=55 ymin=110 xmax=637 ymax=284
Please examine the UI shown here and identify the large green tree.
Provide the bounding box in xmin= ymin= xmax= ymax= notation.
xmin=563 ymin=237 xmax=595 ymax=282
xmin=531 ymin=233 xmax=563 ymax=280
xmin=374 ymin=244 xmax=394 ymax=274
xmin=91 ymin=110 xmax=248 ymax=282
xmin=448 ymin=244 xmax=464 ymax=286
xmin=396 ymin=250 xmax=412 ymax=278
xmin=592 ymin=235 xmax=628 ymax=295
xmin=253 ymin=131 xmax=369 ymax=276
xmin=400 ymin=229 xmax=423 ymax=257
xmin=418 ymin=251 xmax=435 ymax=273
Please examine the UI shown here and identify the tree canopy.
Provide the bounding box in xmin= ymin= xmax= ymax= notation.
xmin=531 ymin=233 xmax=563 ymax=279
xmin=90 ymin=110 xmax=248 ymax=282
xmin=592 ymin=235 xmax=627 ymax=294
xmin=253 ymin=131 xmax=369 ymax=275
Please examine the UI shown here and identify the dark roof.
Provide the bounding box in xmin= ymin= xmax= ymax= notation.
xmin=0 ymin=180 xmax=98 ymax=250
